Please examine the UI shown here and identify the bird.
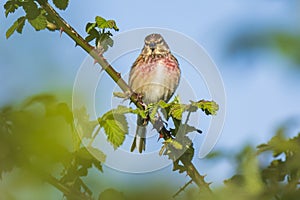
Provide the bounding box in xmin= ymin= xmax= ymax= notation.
xmin=128 ymin=33 xmax=181 ymax=153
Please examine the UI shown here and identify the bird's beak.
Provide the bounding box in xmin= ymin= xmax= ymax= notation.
xmin=149 ymin=42 xmax=156 ymax=52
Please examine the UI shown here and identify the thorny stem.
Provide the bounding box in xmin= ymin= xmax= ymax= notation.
xmin=36 ymin=0 xmax=142 ymax=109
xmin=173 ymin=179 xmax=193 ymax=198
xmin=46 ymin=175 xmax=92 ymax=200
xmin=36 ymin=0 xmax=211 ymax=194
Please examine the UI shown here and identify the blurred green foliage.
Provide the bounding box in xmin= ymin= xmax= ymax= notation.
xmin=1 ymin=94 xmax=299 ymax=200
xmin=0 ymin=94 xmax=104 ymax=200
xmin=226 ymin=30 xmax=300 ymax=68
xmin=2 ymin=1 xmax=300 ymax=199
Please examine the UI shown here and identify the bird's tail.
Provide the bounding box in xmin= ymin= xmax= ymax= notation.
xmin=130 ymin=115 xmax=147 ymax=153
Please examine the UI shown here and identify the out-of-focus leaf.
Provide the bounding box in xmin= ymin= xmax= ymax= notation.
xmin=98 ymin=108 xmax=128 ymax=149
xmin=23 ymin=1 xmax=40 ymax=20
xmin=85 ymin=22 xmax=96 ymax=34
xmin=74 ymin=107 xmax=98 ymax=139
xmin=6 ymin=16 xmax=26 ymax=39
xmin=98 ymin=188 xmax=126 ymax=200
xmin=169 ymin=104 xmax=185 ymax=120
xmin=105 ymin=20 xmax=119 ymax=31
xmin=85 ymin=146 xmax=106 ymax=163
xmin=4 ymin=0 xmax=20 ymax=17
xmin=28 ymin=10 xmax=47 ymax=31
xmin=95 ymin=16 xmax=106 ymax=28
xmin=52 ymin=0 xmax=69 ymax=10
xmin=192 ymin=100 xmax=219 ymax=115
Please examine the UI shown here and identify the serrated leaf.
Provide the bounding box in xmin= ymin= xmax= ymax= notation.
xmin=4 ymin=0 xmax=20 ymax=17
xmin=181 ymin=124 xmax=201 ymax=134
xmin=97 ymin=33 xmax=114 ymax=52
xmin=173 ymin=161 xmax=186 ymax=173
xmin=85 ymin=146 xmax=106 ymax=163
xmin=23 ymin=1 xmax=40 ymax=20
xmin=28 ymin=11 xmax=47 ymax=31
xmin=98 ymin=188 xmax=126 ymax=200
xmin=73 ymin=107 xmax=98 ymax=139
xmin=169 ymin=104 xmax=185 ymax=120
xmin=85 ymin=34 xmax=96 ymax=43
xmin=110 ymin=105 xmax=133 ymax=115
xmin=132 ymin=108 xmax=147 ymax=119
xmin=106 ymin=20 xmax=119 ymax=31
xmin=113 ymin=92 xmax=128 ymax=99
xmin=85 ymin=22 xmax=96 ymax=34
xmin=157 ymin=100 xmax=170 ymax=108
xmin=16 ymin=17 xmax=26 ymax=33
xmin=52 ymin=0 xmax=69 ymax=10
xmin=95 ymin=16 xmax=106 ymax=28
xmin=6 ymin=16 xmax=26 ymax=39
xmin=99 ymin=109 xmax=128 ymax=149
xmin=149 ymin=103 xmax=159 ymax=121
xmin=194 ymin=100 xmax=219 ymax=115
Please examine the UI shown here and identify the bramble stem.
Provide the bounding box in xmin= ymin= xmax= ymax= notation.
xmin=36 ymin=0 xmax=141 ymax=108
xmin=36 ymin=0 xmax=211 ymax=193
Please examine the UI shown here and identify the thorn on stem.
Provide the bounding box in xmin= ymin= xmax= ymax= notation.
xmin=196 ymin=129 xmax=202 ymax=134
xmin=60 ymin=27 xmax=64 ymax=37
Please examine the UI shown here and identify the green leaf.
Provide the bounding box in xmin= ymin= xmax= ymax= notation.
xmin=95 ymin=16 xmax=107 ymax=28
xmin=85 ymin=22 xmax=96 ymax=34
xmin=16 ymin=17 xmax=26 ymax=34
xmin=4 ymin=0 xmax=20 ymax=17
xmin=23 ymin=1 xmax=40 ymax=20
xmin=6 ymin=16 xmax=26 ymax=39
xmin=98 ymin=109 xmax=128 ymax=149
xmin=95 ymin=16 xmax=119 ymax=31
xmin=73 ymin=107 xmax=98 ymax=139
xmin=106 ymin=20 xmax=119 ymax=31
xmin=28 ymin=10 xmax=47 ymax=31
xmin=193 ymin=100 xmax=219 ymax=115
xmin=86 ymin=146 xmax=106 ymax=163
xmin=22 ymin=94 xmax=56 ymax=108
xmin=85 ymin=34 xmax=96 ymax=43
xmin=112 ymin=105 xmax=133 ymax=114
xmin=169 ymin=104 xmax=185 ymax=120
xmin=165 ymin=138 xmax=183 ymax=150
xmin=98 ymin=188 xmax=126 ymax=200
xmin=85 ymin=28 xmax=99 ymax=42
xmin=181 ymin=124 xmax=201 ymax=134
xmin=98 ymin=33 xmax=114 ymax=52
xmin=77 ymin=147 xmax=106 ymax=163
xmin=149 ymin=103 xmax=159 ymax=121
xmin=52 ymin=0 xmax=69 ymax=10
xmin=113 ymin=92 xmax=129 ymax=99
xmin=131 ymin=108 xmax=147 ymax=119
xmin=157 ymin=100 xmax=170 ymax=108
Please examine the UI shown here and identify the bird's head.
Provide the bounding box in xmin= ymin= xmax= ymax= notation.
xmin=141 ymin=33 xmax=170 ymax=56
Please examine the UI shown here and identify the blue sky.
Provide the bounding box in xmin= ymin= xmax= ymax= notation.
xmin=1 ymin=0 xmax=300 ymax=189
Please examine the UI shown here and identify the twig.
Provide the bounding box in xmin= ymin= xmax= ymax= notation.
xmin=35 ymin=0 xmax=211 ymax=193
xmin=36 ymin=0 xmax=141 ymax=109
xmin=180 ymin=157 xmax=212 ymax=193
xmin=88 ymin=125 xmax=101 ymax=146
xmin=46 ymin=175 xmax=92 ymax=200
xmin=173 ymin=179 xmax=193 ymax=198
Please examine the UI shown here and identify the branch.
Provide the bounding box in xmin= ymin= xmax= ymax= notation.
xmin=26 ymin=162 xmax=92 ymax=200
xmin=35 ymin=0 xmax=211 ymax=192
xmin=173 ymin=179 xmax=193 ymax=198
xmin=153 ymin=118 xmax=212 ymax=193
xmin=36 ymin=0 xmax=141 ymax=109
xmin=46 ymin=175 xmax=92 ymax=200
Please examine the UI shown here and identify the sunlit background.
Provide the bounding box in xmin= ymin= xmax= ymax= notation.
xmin=1 ymin=0 xmax=300 ymax=199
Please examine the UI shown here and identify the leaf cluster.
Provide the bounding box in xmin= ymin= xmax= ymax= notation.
xmin=4 ymin=0 xmax=70 ymax=38
xmin=0 ymin=94 xmax=105 ymax=199
xmin=85 ymin=16 xmax=119 ymax=52
xmin=218 ymin=129 xmax=300 ymax=200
